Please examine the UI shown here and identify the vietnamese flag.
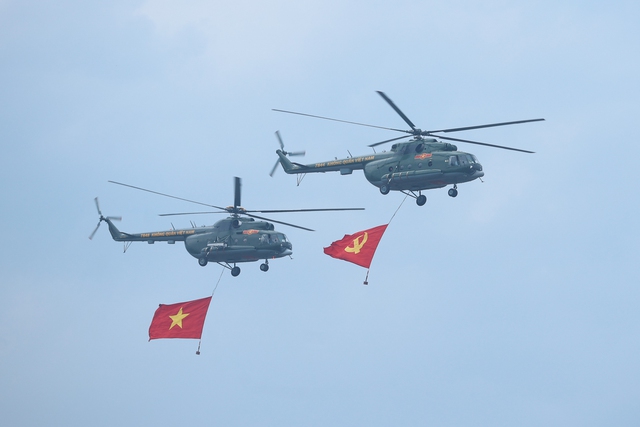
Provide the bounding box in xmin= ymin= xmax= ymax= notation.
xmin=149 ymin=296 xmax=212 ymax=341
xmin=323 ymin=224 xmax=388 ymax=269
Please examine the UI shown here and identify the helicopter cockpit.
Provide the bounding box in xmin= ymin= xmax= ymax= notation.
xmin=257 ymin=232 xmax=292 ymax=249
xmin=448 ymin=153 xmax=482 ymax=171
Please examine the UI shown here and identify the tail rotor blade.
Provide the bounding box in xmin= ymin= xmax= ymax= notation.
xmin=271 ymin=131 xmax=305 ymax=176
xmin=269 ymin=160 xmax=280 ymax=177
xmin=275 ymin=130 xmax=284 ymax=150
xmin=90 ymin=198 xmax=121 ymax=239
xmin=89 ymin=222 xmax=101 ymax=240
xmin=272 ymin=130 xmax=305 ymax=160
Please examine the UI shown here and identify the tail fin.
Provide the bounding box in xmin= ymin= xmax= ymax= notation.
xmin=270 ymin=131 xmax=306 ymax=176
xmin=89 ymin=197 xmax=125 ymax=240
xmin=104 ymin=218 xmax=129 ymax=241
xmin=276 ymin=149 xmax=303 ymax=174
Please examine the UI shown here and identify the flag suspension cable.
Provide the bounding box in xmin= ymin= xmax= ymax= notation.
xmin=388 ymin=194 xmax=408 ymax=225
xmin=363 ymin=195 xmax=407 ymax=285
xmin=196 ymin=267 xmax=225 ymax=355
xmin=211 ymin=266 xmax=225 ymax=297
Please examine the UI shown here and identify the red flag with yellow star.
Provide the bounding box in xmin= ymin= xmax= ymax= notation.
xmin=148 ymin=296 xmax=212 ymax=341
xmin=323 ymin=224 xmax=388 ymax=269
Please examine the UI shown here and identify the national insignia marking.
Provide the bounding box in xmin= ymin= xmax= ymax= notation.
xmin=169 ymin=307 xmax=190 ymax=329
xmin=345 ymin=232 xmax=368 ymax=254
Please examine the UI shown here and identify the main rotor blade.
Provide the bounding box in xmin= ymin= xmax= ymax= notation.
xmin=376 ymin=91 xmax=418 ymax=132
xmin=234 ymin=177 xmax=241 ymax=208
xmin=159 ymin=211 xmax=226 ymax=217
xmin=159 ymin=207 xmax=364 ymax=217
xmin=426 ymin=118 xmax=545 ymax=134
xmin=245 ymin=213 xmax=314 ymax=232
xmin=368 ymin=134 xmax=412 ymax=148
xmin=436 ymin=135 xmax=535 ymax=153
xmin=109 ymin=181 xmax=226 ymax=210
xmin=273 ymin=109 xmax=408 ymax=133
xmin=244 ymin=207 xmax=365 ymax=214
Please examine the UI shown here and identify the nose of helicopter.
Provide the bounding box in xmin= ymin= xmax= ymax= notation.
xmin=279 ymin=240 xmax=293 ymax=257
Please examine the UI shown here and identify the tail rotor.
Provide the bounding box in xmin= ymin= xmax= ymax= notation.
xmin=89 ymin=197 xmax=121 ymax=240
xmin=270 ymin=130 xmax=305 ymax=177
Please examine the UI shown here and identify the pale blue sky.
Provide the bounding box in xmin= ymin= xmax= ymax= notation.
xmin=1 ymin=1 xmax=639 ymax=426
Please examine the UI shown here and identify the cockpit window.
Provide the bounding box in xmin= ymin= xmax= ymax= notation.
xmin=449 ymin=155 xmax=459 ymax=166
xmin=466 ymin=154 xmax=475 ymax=163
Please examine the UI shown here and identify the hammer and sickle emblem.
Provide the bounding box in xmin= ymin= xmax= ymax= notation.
xmin=345 ymin=232 xmax=368 ymax=254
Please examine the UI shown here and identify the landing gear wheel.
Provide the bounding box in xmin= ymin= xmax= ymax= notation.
xmin=416 ymin=195 xmax=427 ymax=206
xmin=198 ymin=258 xmax=208 ymax=267
xmin=231 ymin=266 xmax=241 ymax=277
xmin=448 ymin=188 xmax=458 ymax=198
xmin=260 ymin=263 xmax=269 ymax=272
xmin=379 ymin=184 xmax=390 ymax=195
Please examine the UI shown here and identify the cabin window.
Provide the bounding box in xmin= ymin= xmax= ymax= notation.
xmin=428 ymin=160 xmax=433 ymax=167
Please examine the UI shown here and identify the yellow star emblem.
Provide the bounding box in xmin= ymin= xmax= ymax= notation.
xmin=169 ymin=307 xmax=190 ymax=329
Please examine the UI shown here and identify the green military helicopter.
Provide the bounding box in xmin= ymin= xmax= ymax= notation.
xmin=272 ymin=91 xmax=544 ymax=206
xmin=90 ymin=177 xmax=363 ymax=277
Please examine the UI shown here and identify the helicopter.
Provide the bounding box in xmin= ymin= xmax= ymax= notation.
xmin=89 ymin=177 xmax=363 ymax=277
xmin=272 ymin=91 xmax=544 ymax=206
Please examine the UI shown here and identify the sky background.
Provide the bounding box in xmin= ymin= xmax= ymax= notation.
xmin=1 ymin=1 xmax=639 ymax=426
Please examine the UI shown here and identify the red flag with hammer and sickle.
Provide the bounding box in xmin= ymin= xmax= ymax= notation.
xmin=323 ymin=224 xmax=388 ymax=268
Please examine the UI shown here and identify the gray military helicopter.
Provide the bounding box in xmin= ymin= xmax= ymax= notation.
xmin=272 ymin=91 xmax=544 ymax=206
xmin=90 ymin=177 xmax=363 ymax=277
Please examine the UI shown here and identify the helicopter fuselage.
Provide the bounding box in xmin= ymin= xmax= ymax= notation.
xmin=93 ymin=176 xmax=363 ymax=276
xmin=273 ymin=90 xmax=541 ymax=206
xmin=277 ymin=138 xmax=484 ymax=196
xmin=103 ymin=216 xmax=292 ymax=267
